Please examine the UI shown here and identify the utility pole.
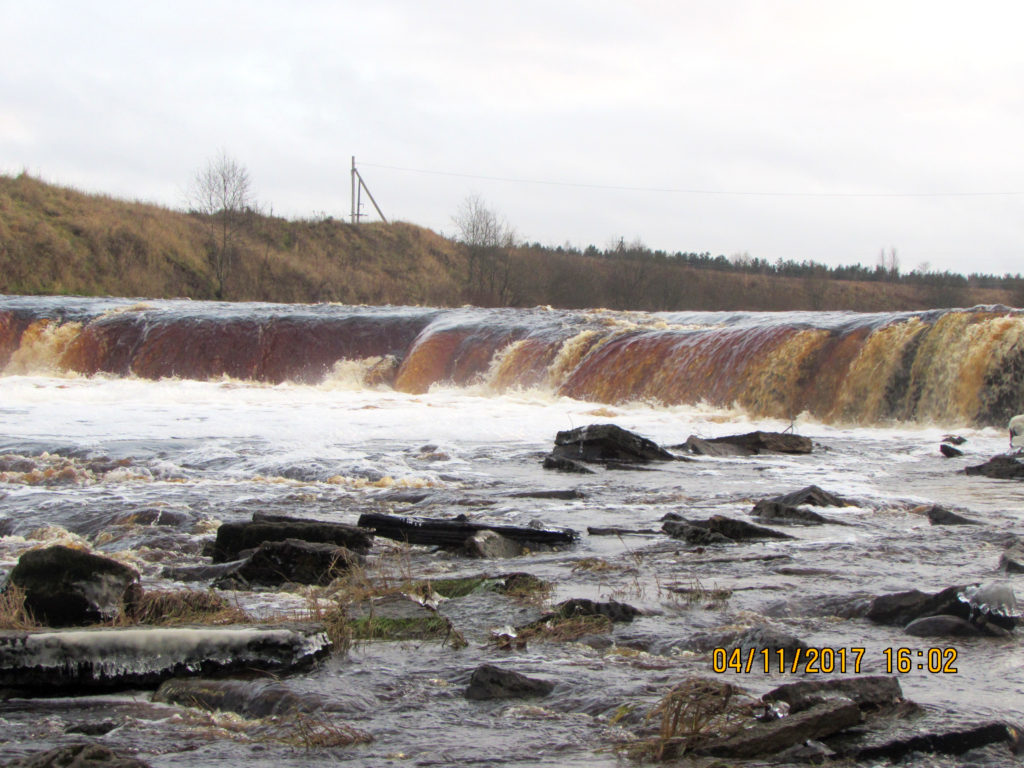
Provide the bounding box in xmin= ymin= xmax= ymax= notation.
xmin=350 ymin=156 xmax=387 ymax=224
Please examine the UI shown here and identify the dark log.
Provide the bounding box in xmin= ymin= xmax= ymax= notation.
xmin=357 ymin=512 xmax=577 ymax=548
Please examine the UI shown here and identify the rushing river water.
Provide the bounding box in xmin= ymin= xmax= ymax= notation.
xmin=0 ymin=296 xmax=1023 ymax=766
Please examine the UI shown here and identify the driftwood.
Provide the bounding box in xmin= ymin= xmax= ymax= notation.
xmin=357 ymin=512 xmax=577 ymax=549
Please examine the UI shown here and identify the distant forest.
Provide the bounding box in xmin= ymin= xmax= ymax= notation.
xmin=1 ymin=172 xmax=1021 ymax=312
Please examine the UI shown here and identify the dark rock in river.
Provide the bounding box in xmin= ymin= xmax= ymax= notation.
xmin=464 ymin=663 xmax=554 ymax=700
xmin=550 ymin=423 xmax=675 ymax=464
xmin=867 ymin=582 xmax=1018 ymax=633
xmin=768 ymin=484 xmax=850 ymax=507
xmin=154 ymin=677 xmax=327 ymax=717
xmin=964 ymin=453 xmax=1024 ymax=478
xmin=1000 ymin=539 xmax=1024 ymax=573
xmin=750 ymin=500 xmax=829 ymax=525
xmin=666 ymin=515 xmax=795 ymax=543
xmin=554 ymin=598 xmax=640 ymax=623
xmin=940 ymin=443 xmax=964 ymax=458
xmin=5 ymin=545 xmax=141 ymax=627
xmin=850 ymin=722 xmax=1021 ymax=762
xmin=214 ymin=538 xmax=359 ymax=587
xmin=921 ymin=505 xmax=980 ymax=525
xmin=0 ymin=623 xmax=331 ymax=694
xmin=763 ymin=675 xmax=903 ymax=714
xmin=4 ymin=743 xmax=153 ymax=768
xmin=541 ymin=453 xmax=595 ymax=473
xmin=211 ymin=520 xmax=373 ymax=562
xmin=661 ymin=520 xmax=732 ymax=545
xmin=695 ymin=699 xmax=862 ymax=759
xmin=904 ymin=615 xmax=983 ymax=637
xmin=506 ymin=489 xmax=586 ymax=500
xmin=357 ymin=511 xmax=577 ymax=550
xmin=680 ymin=431 xmax=813 ymax=456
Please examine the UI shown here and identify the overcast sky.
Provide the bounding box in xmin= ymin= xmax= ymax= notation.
xmin=4 ymin=1 xmax=1024 ymax=275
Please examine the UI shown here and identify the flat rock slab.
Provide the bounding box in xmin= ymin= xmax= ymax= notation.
xmin=764 ymin=675 xmax=903 ymax=713
xmin=551 ymin=423 xmax=675 ymax=463
xmin=211 ymin=520 xmax=373 ymax=562
xmin=357 ymin=512 xmax=577 ymax=549
xmin=681 ymin=431 xmax=813 ymax=456
xmin=850 ymin=722 xmax=1019 ymax=761
xmin=0 ymin=623 xmax=331 ymax=694
xmin=696 ymin=699 xmax=862 ymax=759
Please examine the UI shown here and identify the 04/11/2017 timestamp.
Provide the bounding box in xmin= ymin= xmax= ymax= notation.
xmin=711 ymin=647 xmax=958 ymax=674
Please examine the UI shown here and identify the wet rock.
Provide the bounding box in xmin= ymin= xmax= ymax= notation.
xmin=867 ymin=582 xmax=1018 ymax=633
xmin=214 ymin=539 xmax=359 ymax=587
xmin=465 ymin=530 xmax=524 ymax=558
xmin=661 ymin=520 xmax=732 ymax=545
xmin=357 ymin=511 xmax=577 ymax=549
xmin=865 ymin=586 xmax=965 ymax=627
xmin=921 ymin=505 xmax=980 ymax=525
xmin=940 ymin=443 xmax=964 ymax=458
xmin=463 ymin=663 xmax=554 ymax=700
xmin=942 ymin=434 xmax=968 ymax=445
xmin=750 ymin=500 xmax=829 ymax=525
xmin=541 ymin=454 xmax=595 ymax=473
xmin=766 ymin=484 xmax=850 ymax=507
xmin=5 ymin=545 xmax=141 ymax=627
xmin=160 ymin=560 xmax=248 ymax=583
xmin=680 ymin=431 xmax=812 ymax=456
xmin=113 ymin=508 xmax=192 ymax=527
xmin=4 ymin=743 xmax=153 ymax=767
xmin=550 ymin=423 xmax=675 ymax=464
xmin=964 ymin=454 xmax=1024 ymax=478
xmin=506 ymin=489 xmax=586 ymax=500
xmin=0 ymin=623 xmax=331 ymax=694
xmin=554 ymin=598 xmax=640 ymax=623
xmin=687 ymin=626 xmax=808 ymax=657
xmin=694 ymin=515 xmax=794 ymax=541
xmin=904 ymin=615 xmax=983 ymax=637
xmin=65 ymin=720 xmax=120 ymax=736
xmin=850 ymin=722 xmax=1021 ymax=762
xmin=763 ymin=675 xmax=903 ymax=714
xmin=154 ymin=677 xmax=326 ymax=717
xmin=696 ymin=699 xmax=862 ymax=759
xmin=211 ymin=520 xmax=373 ymax=562
xmin=1000 ymin=540 xmax=1024 ymax=573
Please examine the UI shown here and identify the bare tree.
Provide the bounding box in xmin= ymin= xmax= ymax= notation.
xmin=188 ymin=150 xmax=255 ymax=299
xmin=451 ymin=194 xmax=517 ymax=304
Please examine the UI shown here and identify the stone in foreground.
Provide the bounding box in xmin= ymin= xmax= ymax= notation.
xmin=0 ymin=623 xmax=330 ymax=694
xmin=551 ymin=423 xmax=675 ymax=463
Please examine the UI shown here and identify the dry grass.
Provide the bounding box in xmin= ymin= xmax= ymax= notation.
xmin=0 ymin=584 xmax=40 ymax=630
xmin=270 ymin=713 xmax=373 ymax=751
xmin=630 ymin=678 xmax=755 ymax=761
xmin=3 ymin=171 xmax=1016 ymax=310
xmin=125 ymin=589 xmax=251 ymax=626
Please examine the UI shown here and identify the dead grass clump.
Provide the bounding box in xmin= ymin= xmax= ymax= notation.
xmin=512 ymin=614 xmax=612 ymax=646
xmin=497 ymin=573 xmax=553 ymax=604
xmin=671 ymin=577 xmax=732 ymax=609
xmin=631 ymin=678 xmax=754 ymax=761
xmin=264 ymin=713 xmax=373 ymax=751
xmin=0 ymin=584 xmax=40 ymax=630
xmin=127 ymin=589 xmax=250 ymax=626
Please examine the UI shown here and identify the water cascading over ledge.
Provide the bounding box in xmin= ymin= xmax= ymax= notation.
xmin=1 ymin=295 xmax=1022 ymax=427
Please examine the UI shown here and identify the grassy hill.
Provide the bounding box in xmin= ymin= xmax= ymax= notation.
xmin=0 ymin=172 xmax=1018 ymax=311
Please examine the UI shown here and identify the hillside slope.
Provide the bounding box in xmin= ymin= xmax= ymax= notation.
xmin=0 ymin=173 xmax=1016 ymax=311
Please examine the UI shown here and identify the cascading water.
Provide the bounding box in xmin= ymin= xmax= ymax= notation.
xmin=1 ymin=294 xmax=1023 ymax=767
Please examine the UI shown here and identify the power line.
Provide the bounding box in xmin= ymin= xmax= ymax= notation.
xmin=358 ymin=161 xmax=1024 ymax=199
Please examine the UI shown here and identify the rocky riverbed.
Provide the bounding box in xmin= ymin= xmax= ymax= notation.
xmin=1 ymin=377 xmax=1023 ymax=766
